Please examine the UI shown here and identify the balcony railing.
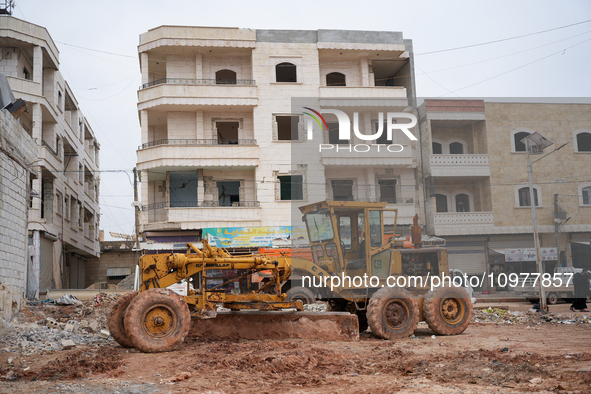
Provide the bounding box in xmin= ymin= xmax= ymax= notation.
xmin=41 ymin=140 xmax=58 ymax=158
xmin=433 ymin=212 xmax=494 ymax=225
xmin=430 ymin=154 xmax=489 ymax=165
xmin=141 ymin=78 xmax=256 ymax=89
xmin=143 ymin=201 xmax=260 ymax=210
xmin=139 ymin=139 xmax=257 ymax=150
xmin=326 ymin=197 xmax=414 ymax=204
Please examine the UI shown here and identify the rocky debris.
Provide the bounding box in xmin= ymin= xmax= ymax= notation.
xmin=472 ymin=307 xmax=591 ymax=325
xmin=117 ymin=275 xmax=135 ymax=290
xmin=60 ymin=339 xmax=76 ymax=350
xmin=303 ymin=302 xmax=328 ymax=312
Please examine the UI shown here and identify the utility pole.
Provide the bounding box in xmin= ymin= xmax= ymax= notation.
xmin=525 ymin=138 xmax=547 ymax=312
xmin=554 ymin=194 xmax=560 ymax=264
xmin=133 ymin=167 xmax=140 ymax=250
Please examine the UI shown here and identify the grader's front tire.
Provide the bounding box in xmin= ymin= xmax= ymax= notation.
xmin=367 ymin=287 xmax=419 ymax=339
xmin=423 ymin=286 xmax=472 ymax=336
xmin=107 ymin=291 xmax=138 ymax=348
xmin=124 ymin=288 xmax=191 ymax=353
xmin=286 ymin=286 xmax=316 ymax=305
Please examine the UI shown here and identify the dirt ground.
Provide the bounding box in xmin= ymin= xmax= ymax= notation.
xmin=1 ymin=302 xmax=590 ymax=394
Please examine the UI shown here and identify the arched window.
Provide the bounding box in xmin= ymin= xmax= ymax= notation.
xmin=576 ymin=132 xmax=591 ymax=152
xmin=455 ymin=194 xmax=470 ymax=212
xmin=513 ymin=131 xmax=531 ymax=152
xmin=583 ymin=186 xmax=591 ymax=205
xmin=215 ymin=69 xmax=237 ymax=84
xmin=518 ymin=187 xmax=539 ymax=207
xmin=432 ymin=142 xmax=442 ymax=154
xmin=276 ymin=62 xmax=297 ymax=83
xmin=449 ymin=142 xmax=464 ymax=154
xmin=435 ymin=194 xmax=448 ymax=212
xmin=326 ymin=72 xmax=346 ymax=86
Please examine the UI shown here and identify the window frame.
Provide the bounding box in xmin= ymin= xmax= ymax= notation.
xmin=578 ymin=183 xmax=591 ymax=206
xmin=514 ymin=184 xmax=542 ymax=207
xmin=278 ymin=175 xmax=303 ymax=201
xmin=511 ymin=128 xmax=534 ymax=153
xmin=573 ymin=129 xmax=591 ymax=153
xmin=326 ymin=72 xmax=346 ymax=87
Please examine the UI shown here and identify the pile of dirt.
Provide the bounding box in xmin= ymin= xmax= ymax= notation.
xmin=1 ymin=348 xmax=122 ymax=382
xmin=117 ymin=275 xmax=135 ymax=290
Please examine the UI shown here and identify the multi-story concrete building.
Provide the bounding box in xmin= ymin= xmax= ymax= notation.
xmin=419 ymin=99 xmax=591 ymax=290
xmin=136 ymin=26 xmax=421 ymax=245
xmin=0 ymin=16 xmax=101 ymax=292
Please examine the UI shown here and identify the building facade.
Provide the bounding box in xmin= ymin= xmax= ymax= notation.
xmin=419 ymin=99 xmax=591 ymax=290
xmin=136 ymin=26 xmax=421 ymax=245
xmin=0 ymin=16 xmax=101 ymax=293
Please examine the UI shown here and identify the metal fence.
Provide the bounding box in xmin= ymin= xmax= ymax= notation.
xmin=141 ymin=78 xmax=256 ymax=89
xmin=143 ymin=200 xmax=260 ymax=210
xmin=139 ymin=139 xmax=257 ymax=150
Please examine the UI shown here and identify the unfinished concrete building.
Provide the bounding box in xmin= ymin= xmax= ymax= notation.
xmin=0 ymin=16 xmax=101 ymax=293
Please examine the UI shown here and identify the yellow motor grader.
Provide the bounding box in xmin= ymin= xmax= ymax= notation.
xmin=108 ymin=200 xmax=472 ymax=353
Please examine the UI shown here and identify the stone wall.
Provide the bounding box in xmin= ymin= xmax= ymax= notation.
xmin=0 ymin=108 xmax=37 ymax=319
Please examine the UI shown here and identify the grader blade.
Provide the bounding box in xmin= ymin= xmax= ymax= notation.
xmin=188 ymin=311 xmax=359 ymax=341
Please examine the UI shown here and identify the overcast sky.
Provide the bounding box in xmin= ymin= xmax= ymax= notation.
xmin=13 ymin=0 xmax=591 ymax=240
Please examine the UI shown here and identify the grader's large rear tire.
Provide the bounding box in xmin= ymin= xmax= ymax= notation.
xmin=423 ymin=286 xmax=472 ymax=336
xmin=367 ymin=287 xmax=419 ymax=339
xmin=107 ymin=291 xmax=138 ymax=348
xmin=124 ymin=288 xmax=191 ymax=353
xmin=286 ymin=286 xmax=316 ymax=305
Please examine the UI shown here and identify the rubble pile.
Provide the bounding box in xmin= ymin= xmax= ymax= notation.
xmin=0 ymin=293 xmax=125 ymax=355
xmin=117 ymin=275 xmax=135 ymax=290
xmin=0 ymin=318 xmax=114 ymax=354
xmin=472 ymin=307 xmax=591 ymax=325
xmin=303 ymin=302 xmax=328 ymax=312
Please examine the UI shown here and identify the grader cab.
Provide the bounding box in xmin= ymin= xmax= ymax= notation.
xmin=286 ymin=201 xmax=472 ymax=339
xmin=108 ymin=200 xmax=472 ymax=353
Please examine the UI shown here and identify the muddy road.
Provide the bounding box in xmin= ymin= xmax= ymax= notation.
xmin=1 ymin=311 xmax=590 ymax=393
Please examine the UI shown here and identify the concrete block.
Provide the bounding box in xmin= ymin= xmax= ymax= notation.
xmin=61 ymin=339 xmax=76 ymax=350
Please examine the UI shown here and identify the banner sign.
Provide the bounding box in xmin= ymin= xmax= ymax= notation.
xmin=203 ymin=226 xmax=309 ymax=248
xmin=504 ymin=247 xmax=558 ymax=262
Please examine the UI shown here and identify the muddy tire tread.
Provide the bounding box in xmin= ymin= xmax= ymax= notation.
xmin=124 ymin=288 xmax=191 ymax=353
xmin=107 ymin=291 xmax=138 ymax=348
xmin=366 ymin=287 xmax=419 ymax=339
xmin=423 ymin=286 xmax=472 ymax=336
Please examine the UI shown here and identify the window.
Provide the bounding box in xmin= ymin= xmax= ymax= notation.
xmin=331 ymin=180 xmax=354 ymax=201
xmin=328 ymin=122 xmax=348 ymax=145
xmin=278 ymin=175 xmax=303 ymax=200
xmin=216 ymin=121 xmax=239 ymax=144
xmin=215 ymin=69 xmax=237 ymax=85
xmin=375 ymin=122 xmax=390 ymax=145
xmin=217 ymin=181 xmax=240 ymax=206
xmin=79 ymin=164 xmax=84 ymax=183
xmin=275 ymin=62 xmax=297 ymax=82
xmin=369 ymin=210 xmax=382 ymax=248
xmin=77 ymin=202 xmax=82 ymax=228
xmin=378 ymin=179 xmax=396 ymax=203
xmin=449 ymin=142 xmax=464 ymax=154
xmin=23 ymin=67 xmax=31 ymax=80
xmin=455 ymin=194 xmax=470 ymax=212
xmin=435 ymin=194 xmax=448 ymax=212
xmin=576 ymin=132 xmax=591 ymax=152
xmin=169 ymin=172 xmax=199 ymax=208
xmin=513 ymin=131 xmax=531 ymax=152
xmin=326 ymin=72 xmax=346 ymax=86
xmin=276 ymin=115 xmax=299 ymax=141
xmin=58 ymin=91 xmax=63 ymax=109
xmin=432 ymin=142 xmax=442 ymax=154
xmin=56 ymin=191 xmax=63 ymax=216
xmin=339 ymin=216 xmax=352 ymax=250
xmin=64 ymin=196 xmax=70 ymax=220
xmin=518 ymin=187 xmax=539 ymax=207
xmin=582 ymin=186 xmax=591 ymax=205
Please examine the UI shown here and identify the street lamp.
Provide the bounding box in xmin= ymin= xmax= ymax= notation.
xmin=521 ymin=134 xmax=569 ymax=312
xmin=522 ymin=132 xmax=553 ymax=312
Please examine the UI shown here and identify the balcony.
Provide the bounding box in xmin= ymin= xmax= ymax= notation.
xmin=6 ymin=76 xmax=41 ymax=97
xmin=319 ymin=86 xmax=407 ymax=100
xmin=429 ymin=154 xmax=490 ymax=177
xmin=432 ymin=212 xmax=494 ymax=235
xmin=143 ymin=201 xmax=262 ymax=230
xmin=320 ymin=143 xmax=414 ymax=167
xmin=136 ymin=139 xmax=259 ymax=170
xmin=137 ymin=79 xmax=257 ymax=110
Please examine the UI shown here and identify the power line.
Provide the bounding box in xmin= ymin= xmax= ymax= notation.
xmin=416 ymin=19 xmax=591 ymax=55
xmin=55 ymin=41 xmax=136 ymax=59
